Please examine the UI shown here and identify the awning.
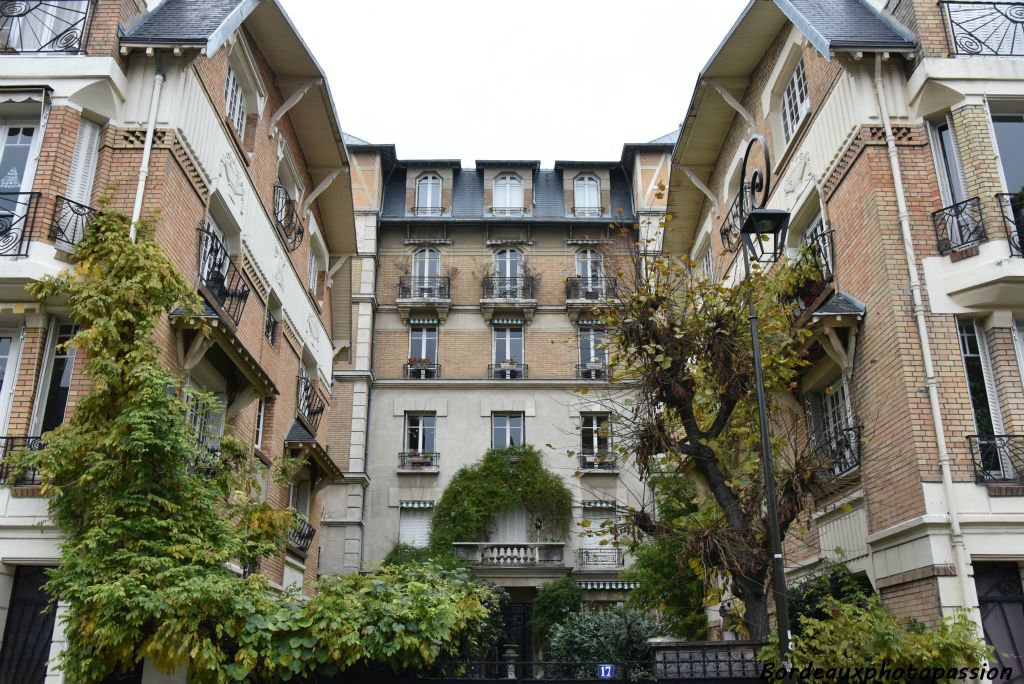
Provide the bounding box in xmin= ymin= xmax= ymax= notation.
xmin=577 ymin=581 xmax=639 ymax=590
xmin=581 ymin=500 xmax=617 ymax=509
xmin=491 ymin=317 xmax=525 ymax=326
xmin=399 ymin=500 xmax=434 ymax=509
xmin=408 ymin=317 xmax=440 ymax=325
xmin=0 ymin=86 xmax=50 ymax=104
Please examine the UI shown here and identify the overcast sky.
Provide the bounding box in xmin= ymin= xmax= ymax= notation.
xmin=279 ymin=0 xmax=749 ymax=166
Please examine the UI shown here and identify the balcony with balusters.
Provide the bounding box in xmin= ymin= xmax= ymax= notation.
xmin=480 ymin=276 xmax=537 ymax=323
xmin=453 ymin=542 xmax=566 ymax=568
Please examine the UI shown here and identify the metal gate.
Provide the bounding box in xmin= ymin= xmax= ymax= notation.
xmin=976 ymin=562 xmax=1024 ymax=683
xmin=0 ymin=565 xmax=57 ymax=684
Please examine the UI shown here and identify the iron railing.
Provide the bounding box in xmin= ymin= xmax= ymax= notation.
xmin=576 ymin=363 xmax=608 ymax=380
xmin=404 ymin=362 xmax=441 ymax=379
xmin=933 ymin=197 xmax=986 ymax=254
xmin=398 ymin=451 xmax=440 ymax=471
xmin=573 ymin=206 xmax=603 ymax=217
xmin=49 ymin=195 xmax=95 ymax=250
xmin=0 ymin=191 xmax=40 ymax=257
xmin=790 ymin=224 xmax=835 ymax=312
xmin=197 ymin=223 xmax=250 ymax=326
xmin=488 ymin=362 xmax=527 ymax=379
xmin=412 ymin=205 xmax=444 ymax=217
xmin=453 ymin=542 xmax=565 ymax=566
xmin=719 ymin=184 xmax=749 ymax=253
xmin=491 ymin=206 xmax=525 ymax=216
xmin=996 ymin=192 xmax=1024 ymax=257
xmin=264 ymin=309 xmax=278 ymax=343
xmin=0 ymin=436 xmax=44 ymax=485
xmin=296 ymin=376 xmax=325 ymax=431
xmin=968 ymin=435 xmax=1024 ymax=484
xmin=566 ymin=276 xmax=617 ymax=300
xmin=812 ymin=426 xmax=862 ymax=479
xmin=289 ymin=515 xmax=315 ymax=552
xmin=0 ymin=1 xmax=95 ymax=54
xmin=579 ymin=449 xmax=617 ymax=471
xmin=577 ymin=548 xmax=624 ymax=567
xmin=272 ymin=183 xmax=303 ymax=251
xmin=651 ymin=641 xmax=762 ymax=680
xmin=432 ymin=661 xmax=661 ymax=681
xmin=940 ymin=2 xmax=1024 ymax=56
xmin=398 ymin=276 xmax=450 ymax=299
xmin=186 ymin=445 xmax=222 ymax=478
xmin=482 ymin=276 xmax=534 ymax=299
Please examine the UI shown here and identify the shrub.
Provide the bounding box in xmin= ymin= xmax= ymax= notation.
xmin=546 ymin=606 xmax=660 ymax=670
xmin=531 ymin=577 xmax=583 ymax=647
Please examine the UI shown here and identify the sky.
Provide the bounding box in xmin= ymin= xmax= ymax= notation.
xmin=279 ymin=0 xmax=749 ymax=166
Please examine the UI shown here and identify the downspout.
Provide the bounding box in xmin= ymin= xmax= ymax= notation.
xmin=871 ymin=53 xmax=978 ymax=624
xmin=130 ymin=49 xmax=165 ymax=241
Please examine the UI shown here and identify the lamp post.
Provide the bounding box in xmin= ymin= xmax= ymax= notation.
xmin=737 ymin=134 xmax=792 ymax=667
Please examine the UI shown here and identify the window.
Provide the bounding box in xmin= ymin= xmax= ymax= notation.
xmin=575 ymin=249 xmax=603 ymax=281
xmin=581 ymin=414 xmax=611 ymax=464
xmin=806 ymin=377 xmax=858 ymax=476
xmin=264 ymin=307 xmax=277 ymax=343
xmin=0 ymin=565 xmax=58 ymax=683
xmin=405 ymin=413 xmax=436 ymax=453
xmin=491 ymin=248 xmax=525 ymax=297
xmin=993 ymin=113 xmax=1024 ymax=195
xmin=0 ymin=0 xmax=90 ymax=52
xmin=781 ymin=59 xmax=810 ymax=143
xmin=409 ymin=326 xmax=437 ymax=363
xmin=411 ymin=248 xmax=442 ymax=296
xmin=493 ymin=174 xmax=523 ymax=215
xmin=415 ymin=174 xmax=442 ymax=215
xmin=492 ymin=326 xmax=524 ymax=378
xmin=37 ymin=323 xmax=79 ymax=434
xmin=959 ymin=319 xmax=1002 ymax=441
xmin=0 ymin=330 xmax=21 ymax=431
xmin=699 ymin=245 xmax=715 ymax=280
xmin=574 ymin=175 xmax=600 ymax=216
xmin=579 ymin=327 xmax=607 ymax=378
xmin=289 ymin=478 xmax=311 ymax=517
xmin=934 ymin=121 xmax=967 ymax=206
xmin=307 ymin=251 xmax=319 ymax=294
xmin=492 ymin=413 xmax=524 ymax=448
xmin=399 ymin=508 xmax=432 ymax=548
xmin=0 ymin=123 xmax=36 ymax=194
xmin=255 ymin=398 xmax=267 ymax=450
xmin=224 ymin=65 xmax=247 ymax=138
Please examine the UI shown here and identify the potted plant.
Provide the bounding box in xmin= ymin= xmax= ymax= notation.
xmin=585 ymin=357 xmax=604 ymax=370
xmin=500 ymin=358 xmax=518 ymax=371
xmin=407 ymin=356 xmax=431 ymax=368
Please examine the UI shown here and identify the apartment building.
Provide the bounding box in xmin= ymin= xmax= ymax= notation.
xmin=0 ymin=1 xmax=356 ymax=680
xmin=665 ymin=0 xmax=1024 ymax=667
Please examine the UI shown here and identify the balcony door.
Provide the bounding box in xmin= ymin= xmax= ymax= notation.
xmin=0 ymin=565 xmax=57 ymax=684
xmin=575 ymin=249 xmax=604 ymax=296
xmin=493 ymin=327 xmax=523 ymax=366
xmin=930 ymin=119 xmax=980 ymax=250
xmin=0 ymin=331 xmax=21 ymax=433
xmin=494 ymin=248 xmax=522 ymax=296
xmin=806 ymin=377 xmax=856 ymax=476
xmin=0 ymin=122 xmax=38 ymax=256
xmin=412 ymin=248 xmax=440 ymax=296
xmin=579 ymin=327 xmax=606 ymax=368
xmin=992 ymin=112 xmax=1024 ymax=250
xmin=492 ymin=507 xmax=528 ymax=543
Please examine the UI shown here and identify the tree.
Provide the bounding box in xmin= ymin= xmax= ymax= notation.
xmin=531 ymin=577 xmax=582 ymax=648
xmin=546 ymin=606 xmax=661 ymax=679
xmin=602 ymin=233 xmax=834 ymax=641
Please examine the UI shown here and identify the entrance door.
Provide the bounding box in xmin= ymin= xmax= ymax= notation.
xmin=0 ymin=566 xmax=57 ymax=684
xmin=976 ymin=562 xmax=1024 ymax=682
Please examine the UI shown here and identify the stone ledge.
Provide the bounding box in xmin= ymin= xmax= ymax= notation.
xmin=876 ymin=563 xmax=956 ymax=590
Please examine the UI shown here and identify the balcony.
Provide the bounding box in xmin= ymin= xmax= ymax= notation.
xmin=197 ymin=222 xmax=250 ymax=326
xmin=996 ymin=193 xmax=1024 ymax=257
xmin=489 ymin=362 xmax=528 ymax=379
xmin=49 ymin=195 xmax=96 ymax=251
xmin=789 ymin=224 xmax=835 ymax=315
xmin=572 ymin=206 xmax=603 ymax=218
xmin=576 ymin=363 xmax=608 ymax=380
xmin=186 ymin=444 xmax=222 ymax=478
xmin=940 ymin=2 xmax=1024 ymax=56
xmin=968 ymin=435 xmax=1024 ymax=485
xmin=579 ymin=450 xmax=617 ymax=472
xmin=577 ymin=548 xmax=624 ymax=567
xmin=812 ymin=426 xmax=861 ymax=479
xmin=933 ymin=197 xmax=986 ymax=254
xmin=288 ymin=515 xmax=315 ymax=552
xmin=404 ymin=361 xmax=441 ymax=379
xmin=0 ymin=191 xmax=40 ymax=257
xmin=397 ymin=276 xmax=451 ymax=323
xmin=491 ymin=206 xmax=525 ymax=217
xmin=273 ymin=183 xmax=303 ymax=251
xmin=480 ymin=276 xmax=537 ymax=323
xmin=453 ymin=542 xmax=565 ymax=566
xmin=296 ymin=376 xmax=326 ymax=432
xmin=566 ymin=276 xmax=618 ymax=321
xmin=0 ymin=1 xmax=95 ymax=54
xmin=412 ymin=205 xmax=444 ymax=217
xmin=0 ymin=436 xmax=44 ymax=486
xmin=398 ymin=451 xmax=440 ymax=472
xmin=719 ymin=184 xmax=749 ymax=253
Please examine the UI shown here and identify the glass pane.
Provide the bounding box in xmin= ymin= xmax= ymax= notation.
xmin=509 ymin=415 xmax=523 ymax=445
xmin=0 ymin=126 xmax=35 ymax=194
xmin=0 ymin=336 xmax=10 ymax=389
xmin=994 ymin=115 xmax=1024 ymax=195
xmin=492 ymin=415 xmax=507 ymax=447
xmin=938 ymin=124 xmax=966 ymax=203
xmin=958 ymin=321 xmax=995 ymax=436
xmin=40 ymin=324 xmax=78 ymax=433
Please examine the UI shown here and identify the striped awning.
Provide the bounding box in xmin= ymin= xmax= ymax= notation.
xmin=576 ymin=319 xmax=605 ymax=326
xmin=581 ymin=500 xmax=616 ymax=509
xmin=491 ymin=318 xmax=525 ymax=325
xmin=399 ymin=500 xmax=434 ymax=509
xmin=577 ymin=581 xmax=639 ymax=590
xmin=409 ymin=317 xmax=440 ymax=325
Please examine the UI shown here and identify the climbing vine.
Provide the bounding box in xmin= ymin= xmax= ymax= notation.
xmin=4 ymin=209 xmax=501 ymax=683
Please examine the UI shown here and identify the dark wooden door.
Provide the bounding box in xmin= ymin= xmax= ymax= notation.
xmin=0 ymin=565 xmax=56 ymax=684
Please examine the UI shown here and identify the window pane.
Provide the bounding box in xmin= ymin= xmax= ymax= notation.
xmin=0 ymin=125 xmax=35 ymax=193
xmin=40 ymin=324 xmax=78 ymax=433
xmin=492 ymin=414 xmax=507 ymax=448
xmin=958 ymin=320 xmax=995 ymax=436
xmin=937 ymin=124 xmax=965 ymax=203
xmin=509 ymin=414 xmax=523 ymax=446
xmin=994 ymin=115 xmax=1024 ymax=194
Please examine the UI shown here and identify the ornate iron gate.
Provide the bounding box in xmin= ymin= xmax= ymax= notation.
xmin=976 ymin=562 xmax=1024 ymax=682
xmin=0 ymin=565 xmax=56 ymax=684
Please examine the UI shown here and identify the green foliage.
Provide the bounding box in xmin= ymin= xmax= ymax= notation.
xmin=622 ymin=539 xmax=706 ymax=639
xmin=383 ymin=543 xmax=465 ymax=570
xmin=531 ymin=577 xmax=582 ymax=647
xmin=5 ymin=209 xmax=502 ymax=683
xmin=546 ymin=606 xmax=660 ymax=676
xmin=787 ymin=563 xmax=873 ymax=637
xmin=760 ymin=596 xmax=991 ymax=670
xmin=429 ymin=445 xmax=573 ymax=552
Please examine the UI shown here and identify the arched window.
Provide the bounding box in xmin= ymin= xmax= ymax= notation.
xmin=574 ymin=175 xmax=600 ymax=216
xmin=492 ymin=248 xmax=524 ymax=297
xmin=415 ymin=174 xmax=442 ymax=215
xmin=411 ymin=247 xmax=441 ymax=297
xmin=574 ymin=249 xmax=605 ymax=298
xmin=493 ymin=174 xmax=523 ymax=215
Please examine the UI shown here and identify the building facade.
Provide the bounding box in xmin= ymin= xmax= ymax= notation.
xmin=0 ymin=1 xmax=358 ymax=681
xmin=665 ymin=0 xmax=1024 ymax=667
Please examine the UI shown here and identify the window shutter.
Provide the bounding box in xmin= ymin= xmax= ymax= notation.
xmin=975 ymin=320 xmax=1005 ymax=435
xmin=65 ymin=119 xmax=100 ymax=205
xmin=399 ymin=508 xmax=432 ymax=548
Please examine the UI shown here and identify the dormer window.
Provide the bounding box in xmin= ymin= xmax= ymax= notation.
xmin=415 ymin=174 xmax=442 ymax=216
xmin=493 ymin=174 xmax=523 ymax=216
xmin=781 ymin=58 xmax=809 ymax=143
xmin=574 ymin=175 xmax=600 ymax=217
xmin=225 ymin=65 xmax=247 ymax=138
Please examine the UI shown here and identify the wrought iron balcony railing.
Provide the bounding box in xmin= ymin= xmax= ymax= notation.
xmin=296 ymin=376 xmax=326 ymax=431
xmin=576 ymin=363 xmax=608 ymax=380
xmin=940 ymin=2 xmax=1024 ymax=56
xmin=579 ymin=449 xmax=617 ymax=471
xmin=482 ymin=276 xmax=534 ymax=299
xmin=197 ymin=222 xmax=250 ymax=326
xmin=996 ymin=192 xmax=1024 ymax=257
xmin=572 ymin=206 xmax=603 ymax=217
xmin=398 ymin=451 xmax=440 ymax=471
xmin=0 ymin=436 xmax=44 ymax=485
xmin=288 ymin=515 xmax=315 ymax=552
xmin=933 ymin=197 xmax=986 ymax=254
xmin=453 ymin=542 xmax=565 ymax=566
xmin=264 ymin=309 xmax=278 ymax=344
xmin=412 ymin=205 xmax=444 ymax=217
xmin=398 ymin=276 xmax=450 ymax=299
xmin=577 ymin=548 xmax=624 ymax=567
xmin=719 ymin=184 xmax=749 ymax=253
xmin=790 ymin=224 xmax=835 ymax=313
xmin=812 ymin=426 xmax=861 ymax=479
xmin=489 ymin=362 xmax=527 ymax=379
xmin=0 ymin=191 xmax=40 ymax=257
xmin=968 ymin=435 xmax=1024 ymax=484
xmin=566 ymin=276 xmax=618 ymax=300
xmin=491 ymin=206 xmax=525 ymax=216
xmin=49 ymin=195 xmax=96 ymax=250
xmin=272 ymin=183 xmax=303 ymax=251
xmin=0 ymin=1 xmax=95 ymax=54
xmin=404 ymin=362 xmax=441 ymax=379
xmin=186 ymin=445 xmax=222 ymax=478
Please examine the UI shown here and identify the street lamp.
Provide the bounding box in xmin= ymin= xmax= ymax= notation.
xmin=738 ymin=134 xmax=792 ymax=667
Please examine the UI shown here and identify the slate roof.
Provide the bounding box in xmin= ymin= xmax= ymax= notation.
xmin=776 ymin=0 xmax=916 ymax=52
xmin=380 ymin=166 xmax=636 ymax=221
xmin=285 ymin=419 xmax=316 ymax=444
xmin=812 ymin=291 xmax=867 ymax=318
xmin=121 ymin=0 xmax=242 ymax=45
xmin=342 ymin=132 xmax=372 ymax=146
xmin=646 ymin=128 xmax=680 ymax=145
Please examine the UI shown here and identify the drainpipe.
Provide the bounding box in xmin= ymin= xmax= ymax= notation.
xmin=871 ymin=53 xmax=978 ymax=626
xmin=130 ymin=49 xmax=165 ymax=241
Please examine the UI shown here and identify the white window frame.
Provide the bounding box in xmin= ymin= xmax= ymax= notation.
xmin=224 ymin=64 xmax=247 ymax=138
xmin=578 ymin=327 xmax=607 ymax=366
xmin=405 ymin=412 xmax=436 ymax=453
xmin=492 ymin=326 xmax=524 ymax=365
xmin=581 ymin=413 xmax=611 ymax=454
xmin=289 ymin=477 xmax=311 ymax=517
xmin=409 ymin=326 xmax=437 ymax=363
xmin=0 ymin=120 xmax=42 ymax=196
xmin=254 ymin=397 xmax=267 ymax=450
xmin=0 ymin=327 xmax=23 ymax=433
xmin=699 ymin=244 xmax=715 ymax=281
xmin=415 ymin=173 xmax=442 ymax=215
xmin=574 ymin=174 xmax=600 ymax=216
xmin=493 ymin=174 xmax=523 ymax=214
xmin=575 ymin=249 xmax=604 ymax=280
xmin=399 ymin=507 xmax=432 ymax=548
xmin=492 ymin=412 xmax=525 ymax=448
xmin=781 ymin=58 xmax=810 ymax=144
xmin=30 ymin=321 xmax=80 ymax=435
